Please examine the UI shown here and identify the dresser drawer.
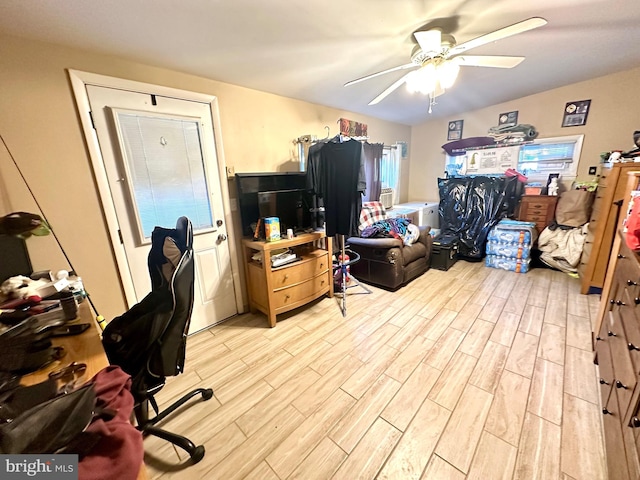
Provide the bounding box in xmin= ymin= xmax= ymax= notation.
xmin=617 ymin=243 xmax=640 ymax=290
xmin=272 ymin=274 xmax=330 ymax=309
xmin=271 ymin=255 xmax=329 ymax=290
xmin=596 ymin=336 xmax=615 ymax=406
xmin=620 ymin=290 xmax=640 ymax=373
xmin=524 ymin=207 xmax=549 ymax=217
xmin=608 ymin=313 xmax=637 ymax=416
xmin=598 ymin=172 xmax=610 ymax=188
xmin=604 ymin=387 xmax=633 ymax=480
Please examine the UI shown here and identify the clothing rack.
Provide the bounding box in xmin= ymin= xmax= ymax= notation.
xmin=333 ymin=234 xmax=371 ymax=317
xmin=297 ymin=130 xmax=377 ymax=316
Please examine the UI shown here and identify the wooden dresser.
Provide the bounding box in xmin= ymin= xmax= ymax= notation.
xmin=242 ymin=232 xmax=333 ymax=327
xmin=595 ymin=171 xmax=640 ymax=480
xmin=596 ymin=234 xmax=640 ymax=480
xmin=517 ymin=195 xmax=558 ymax=233
xmin=580 ymin=163 xmax=640 ymax=294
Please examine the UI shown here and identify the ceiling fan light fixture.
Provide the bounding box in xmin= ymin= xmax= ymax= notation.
xmin=406 ymin=63 xmax=437 ymax=95
xmin=437 ymin=60 xmax=460 ymax=89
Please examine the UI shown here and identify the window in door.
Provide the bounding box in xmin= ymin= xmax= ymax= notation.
xmin=112 ymin=110 xmax=214 ymax=243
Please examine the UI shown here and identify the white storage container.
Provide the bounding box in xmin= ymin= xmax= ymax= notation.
xmin=389 ymin=201 xmax=439 ymax=228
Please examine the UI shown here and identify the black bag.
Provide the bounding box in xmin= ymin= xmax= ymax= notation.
xmin=0 ymin=317 xmax=65 ymax=373
xmin=0 ymin=384 xmax=97 ymax=454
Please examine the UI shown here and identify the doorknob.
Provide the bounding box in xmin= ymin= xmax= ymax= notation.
xmin=217 ymin=219 xmax=223 ymax=227
xmin=218 ymin=234 xmax=227 ymax=242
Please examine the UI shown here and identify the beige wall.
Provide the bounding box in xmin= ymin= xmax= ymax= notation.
xmin=0 ymin=33 xmax=411 ymax=322
xmin=409 ymin=66 xmax=640 ymax=202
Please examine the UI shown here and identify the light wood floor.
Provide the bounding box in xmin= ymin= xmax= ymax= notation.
xmin=144 ymin=260 xmax=607 ymax=480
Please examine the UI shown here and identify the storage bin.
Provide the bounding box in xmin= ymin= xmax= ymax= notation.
xmin=431 ymin=235 xmax=458 ymax=271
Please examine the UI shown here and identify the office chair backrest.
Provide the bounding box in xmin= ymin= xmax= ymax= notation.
xmin=147 ymin=216 xmax=195 ymax=377
xmin=103 ymin=217 xmax=195 ymax=392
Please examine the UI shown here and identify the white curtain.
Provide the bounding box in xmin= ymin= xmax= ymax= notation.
xmin=380 ymin=147 xmax=401 ymax=205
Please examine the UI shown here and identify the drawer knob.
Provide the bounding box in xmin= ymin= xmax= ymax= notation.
xmin=618 ymin=254 xmax=627 ymax=259
xmin=603 ymin=407 xmax=613 ymax=415
xmin=600 ymin=378 xmax=610 ymax=385
xmin=635 ymin=297 xmax=640 ymax=305
xmin=628 ymin=343 xmax=640 ymax=352
xmin=608 ymin=330 xmax=617 ymax=337
xmin=616 ymin=300 xmax=626 ymax=306
xmin=632 ymin=417 xmax=640 ymax=428
xmin=284 ymin=274 xmax=289 ymax=280
xmin=628 ymin=279 xmax=638 ymax=286
xmin=616 ymin=380 xmax=629 ymax=390
xmin=320 ymin=263 xmax=324 ymax=268
xmin=596 ymin=336 xmax=604 ymax=341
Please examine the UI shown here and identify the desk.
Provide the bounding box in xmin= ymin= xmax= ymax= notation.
xmin=20 ymin=301 xmax=148 ymax=480
xmin=22 ymin=302 xmax=109 ymax=387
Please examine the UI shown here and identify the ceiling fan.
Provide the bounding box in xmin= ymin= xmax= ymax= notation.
xmin=345 ymin=17 xmax=547 ymax=106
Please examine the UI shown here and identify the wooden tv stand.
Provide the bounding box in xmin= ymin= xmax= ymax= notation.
xmin=242 ymin=232 xmax=333 ymax=327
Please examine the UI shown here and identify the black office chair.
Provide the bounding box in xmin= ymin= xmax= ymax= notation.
xmin=102 ymin=217 xmax=213 ymax=464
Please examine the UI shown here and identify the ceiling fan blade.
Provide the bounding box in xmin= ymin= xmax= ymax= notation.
xmin=449 ymin=17 xmax=547 ymax=56
xmin=368 ymin=73 xmax=411 ymax=105
xmin=344 ymin=63 xmax=416 ymax=87
xmin=414 ymin=29 xmax=442 ymax=56
xmin=455 ymin=55 xmax=525 ymax=68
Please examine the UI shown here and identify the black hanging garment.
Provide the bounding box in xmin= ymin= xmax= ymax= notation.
xmin=313 ymin=139 xmax=366 ymax=237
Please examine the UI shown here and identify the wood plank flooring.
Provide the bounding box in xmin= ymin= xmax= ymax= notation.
xmin=144 ymin=261 xmax=607 ymax=480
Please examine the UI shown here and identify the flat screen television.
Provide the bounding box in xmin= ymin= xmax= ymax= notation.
xmin=235 ymin=172 xmax=315 ymax=238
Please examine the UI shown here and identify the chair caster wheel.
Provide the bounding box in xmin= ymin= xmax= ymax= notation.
xmin=202 ymin=388 xmax=214 ymax=401
xmin=191 ymin=445 xmax=205 ymax=464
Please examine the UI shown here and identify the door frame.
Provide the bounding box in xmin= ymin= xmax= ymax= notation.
xmin=68 ymin=69 xmax=244 ymax=314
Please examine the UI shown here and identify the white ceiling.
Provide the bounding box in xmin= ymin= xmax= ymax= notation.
xmin=2 ymin=0 xmax=639 ymax=126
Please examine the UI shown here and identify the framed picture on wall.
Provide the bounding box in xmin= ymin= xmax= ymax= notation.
xmin=562 ymin=100 xmax=591 ymax=127
xmin=447 ymin=120 xmax=463 ymax=141
xmin=498 ymin=111 xmax=518 ymax=127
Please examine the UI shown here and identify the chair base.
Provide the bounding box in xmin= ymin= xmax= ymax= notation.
xmin=136 ymin=387 xmax=214 ymax=464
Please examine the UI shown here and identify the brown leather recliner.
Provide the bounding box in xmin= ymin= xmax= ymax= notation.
xmin=346 ymin=226 xmax=432 ymax=291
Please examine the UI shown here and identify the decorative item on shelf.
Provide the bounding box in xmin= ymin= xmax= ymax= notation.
xmin=546 ymin=173 xmax=560 ymax=196
xmin=524 ymin=183 xmax=543 ymax=195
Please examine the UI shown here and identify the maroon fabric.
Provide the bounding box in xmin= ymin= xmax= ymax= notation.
xmin=78 ymin=366 xmax=143 ymax=480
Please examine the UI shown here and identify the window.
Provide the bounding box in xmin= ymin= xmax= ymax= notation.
xmin=113 ymin=111 xmax=214 ymax=243
xmin=380 ymin=146 xmax=401 ymax=204
xmin=517 ymin=135 xmax=583 ymax=181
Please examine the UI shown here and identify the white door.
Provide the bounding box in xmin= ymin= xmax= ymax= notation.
xmin=86 ymin=85 xmax=237 ymax=333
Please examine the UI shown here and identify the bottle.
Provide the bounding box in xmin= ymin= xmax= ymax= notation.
xmin=60 ymin=290 xmax=78 ymax=320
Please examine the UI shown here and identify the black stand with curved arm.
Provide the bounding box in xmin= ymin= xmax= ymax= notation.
xmin=333 ymin=234 xmax=371 ymax=317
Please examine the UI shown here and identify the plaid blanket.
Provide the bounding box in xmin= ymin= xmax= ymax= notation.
xmin=361 ymin=218 xmax=411 ymax=239
xmin=359 ymin=201 xmax=387 ymax=231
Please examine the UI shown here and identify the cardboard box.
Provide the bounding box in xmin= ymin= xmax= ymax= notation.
xmin=264 ymin=217 xmax=281 ymax=242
